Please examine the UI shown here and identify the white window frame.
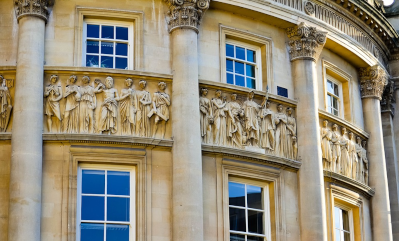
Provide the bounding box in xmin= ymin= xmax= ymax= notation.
xmin=228 ymin=176 xmax=271 ymax=241
xmin=76 ymin=164 xmax=136 ymax=241
xmin=326 ymin=75 xmax=343 ymax=118
xmin=225 ymin=39 xmax=262 ymax=91
xmin=83 ymin=19 xmax=134 ymax=70
xmin=333 ymin=203 xmax=355 ymax=241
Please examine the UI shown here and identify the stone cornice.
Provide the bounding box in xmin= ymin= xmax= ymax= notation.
xmin=163 ymin=0 xmax=210 ymax=33
xmin=286 ymin=22 xmax=327 ymax=62
xmin=324 ymin=170 xmax=375 ymax=198
xmin=359 ymin=65 xmax=389 ymax=100
xmin=381 ymin=79 xmax=395 ymax=116
xmin=14 ymin=0 xmax=55 ymax=23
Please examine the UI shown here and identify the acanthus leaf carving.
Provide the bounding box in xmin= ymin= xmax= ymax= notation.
xmin=358 ymin=65 xmax=389 ymax=100
xmin=14 ymin=0 xmax=54 ymax=22
xmin=381 ymin=79 xmax=395 ymax=115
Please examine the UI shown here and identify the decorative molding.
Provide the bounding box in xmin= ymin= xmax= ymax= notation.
xmin=381 ymin=79 xmax=395 ymax=116
xmin=14 ymin=0 xmax=54 ymax=23
xmin=324 ymin=170 xmax=375 ymax=198
xmin=163 ymin=0 xmax=210 ymax=33
xmin=359 ymin=65 xmax=389 ymax=100
xmin=286 ymin=22 xmax=327 ymax=62
xmin=330 ymin=185 xmax=363 ymax=206
xmin=304 ymin=1 xmax=315 ymax=15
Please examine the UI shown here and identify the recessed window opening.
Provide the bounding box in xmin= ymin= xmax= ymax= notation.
xmin=327 ymin=79 xmax=340 ymax=116
xmin=334 ymin=206 xmax=353 ymax=241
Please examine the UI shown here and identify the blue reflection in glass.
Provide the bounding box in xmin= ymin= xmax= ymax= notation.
xmin=101 ymin=56 xmax=113 ymax=68
xmin=107 ymin=197 xmax=130 ymax=222
xmin=86 ymin=55 xmax=99 ymax=68
xmin=81 ymin=196 xmax=104 ymax=221
xmin=246 ymin=64 xmax=255 ymax=78
xmin=227 ymin=73 xmax=234 ymax=84
xmin=106 ymin=224 xmax=129 ymax=241
xmin=229 ymin=182 xmax=245 ymax=207
xmin=236 ymin=76 xmax=245 ymax=87
xmin=101 ymin=42 xmax=114 ymax=55
xmin=81 ymin=223 xmax=104 ymax=241
xmin=87 ymin=25 xmax=99 ymax=38
xmin=236 ymin=46 xmax=245 ymax=60
xmin=116 ymin=43 xmax=128 ymax=56
xmin=102 ymin=26 xmax=114 ymax=39
xmin=226 ymin=60 xmax=234 ymax=72
xmin=108 ymin=171 xmax=130 ymax=195
xmin=247 ymin=78 xmax=255 ymax=89
xmin=82 ymin=170 xmax=104 ymax=194
xmin=115 ymin=58 xmax=128 ymax=69
xmin=116 ymin=27 xmax=129 ymax=40
xmin=277 ymin=86 xmax=288 ymax=98
xmin=86 ymin=41 xmax=99 ymax=54
xmin=226 ymin=44 xmax=234 ymax=58
xmin=247 ymin=49 xmax=255 ymax=63
xmin=235 ymin=62 xmax=244 ymax=75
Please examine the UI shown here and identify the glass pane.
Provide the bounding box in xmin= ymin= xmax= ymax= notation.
xmin=116 ymin=43 xmax=128 ymax=56
xmin=327 ymin=95 xmax=332 ymax=109
xmin=108 ymin=171 xmax=130 ymax=195
xmin=335 ymin=229 xmax=342 ymax=241
xmin=334 ymin=84 xmax=339 ymax=96
xmin=82 ymin=170 xmax=105 ymax=194
xmin=332 ymin=97 xmax=338 ymax=109
xmin=236 ymin=46 xmax=245 ymax=60
xmin=81 ymin=196 xmax=104 ymax=221
xmin=116 ymin=27 xmax=129 ymax=40
xmin=229 ymin=207 xmax=246 ymax=232
xmin=247 ymin=78 xmax=256 ymax=89
xmin=226 ymin=44 xmax=234 ymax=58
xmin=334 ymin=207 xmax=341 ymax=229
xmin=235 ymin=62 xmax=244 ymax=75
xmin=247 ymin=236 xmax=264 ymax=241
xmin=236 ymin=76 xmax=245 ymax=87
xmin=107 ymin=197 xmax=130 ymax=222
xmin=333 ymin=109 xmax=339 ymax=116
xmin=246 ymin=64 xmax=255 ymax=78
xmin=327 ymin=80 xmax=334 ymax=94
xmin=101 ymin=25 xmax=114 ymax=39
xmin=227 ymin=73 xmax=234 ymax=84
xmin=230 ymin=233 xmax=245 ymax=241
xmin=342 ymin=210 xmax=350 ymax=232
xmin=101 ymin=56 xmax=113 ymax=68
xmin=277 ymin=86 xmax=288 ymax=98
xmin=229 ymin=182 xmax=245 ymax=207
xmin=248 ymin=210 xmax=263 ymax=234
xmin=87 ymin=24 xmax=99 ymax=38
xmin=247 ymin=185 xmax=262 ymax=210
xmin=343 ymin=231 xmax=351 ymax=241
xmin=247 ymin=49 xmax=255 ymax=63
xmin=87 ymin=41 xmax=99 ymax=54
xmin=101 ymin=42 xmax=114 ymax=55
xmin=80 ymin=223 xmax=104 ymax=241
xmin=226 ymin=60 xmax=234 ymax=72
xmin=115 ymin=58 xmax=128 ymax=69
xmin=106 ymin=224 xmax=129 ymax=241
xmin=86 ymin=55 xmax=99 ymax=68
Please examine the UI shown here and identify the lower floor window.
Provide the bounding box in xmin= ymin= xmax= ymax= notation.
xmin=334 ymin=206 xmax=353 ymax=241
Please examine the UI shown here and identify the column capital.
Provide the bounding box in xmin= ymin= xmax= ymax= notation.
xmin=163 ymin=0 xmax=210 ymax=33
xmin=359 ymin=65 xmax=389 ymax=100
xmin=286 ymin=22 xmax=327 ymax=62
xmin=381 ymin=79 xmax=395 ymax=116
xmin=14 ymin=0 xmax=54 ymax=23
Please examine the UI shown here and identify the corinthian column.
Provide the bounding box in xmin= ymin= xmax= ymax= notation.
xmin=359 ymin=65 xmax=393 ymax=241
xmin=9 ymin=1 xmax=53 ymax=241
xmin=286 ymin=22 xmax=328 ymax=241
xmin=163 ymin=1 xmax=209 ymax=241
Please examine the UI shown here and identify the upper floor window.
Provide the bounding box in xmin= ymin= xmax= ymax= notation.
xmin=83 ymin=19 xmax=133 ymax=70
xmin=334 ymin=206 xmax=353 ymax=241
xmin=326 ymin=77 xmax=342 ymax=116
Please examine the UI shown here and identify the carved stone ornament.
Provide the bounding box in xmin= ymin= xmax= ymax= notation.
xmin=304 ymin=1 xmax=315 ymax=15
xmin=14 ymin=0 xmax=55 ymax=22
xmin=359 ymin=65 xmax=389 ymax=100
xmin=286 ymin=22 xmax=327 ymax=62
xmin=381 ymin=79 xmax=395 ymax=115
xmin=163 ymin=0 xmax=210 ymax=33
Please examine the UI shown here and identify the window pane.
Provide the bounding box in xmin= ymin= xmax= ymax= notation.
xmin=247 ymin=78 xmax=255 ymax=89
xmin=115 ymin=58 xmax=128 ymax=69
xmin=101 ymin=42 xmax=114 ymax=55
xmin=108 ymin=171 xmax=130 ymax=195
xmin=236 ymin=46 xmax=245 ymax=60
xmin=335 ymin=229 xmax=342 ymax=241
xmin=101 ymin=25 xmax=114 ymax=39
xmin=327 ymin=95 xmax=332 ymax=109
xmin=87 ymin=41 xmax=99 ymax=54
xmin=334 ymin=83 xmax=339 ymax=96
xmin=101 ymin=56 xmax=113 ymax=68
xmin=226 ymin=44 xmax=234 ymax=58
xmin=332 ymin=97 xmax=338 ymax=109
xmin=227 ymin=73 xmax=234 ymax=84
xmin=229 ymin=207 xmax=246 ymax=232
xmin=235 ymin=62 xmax=244 ymax=75
xmin=106 ymin=224 xmax=129 ymax=241
xmin=247 ymin=236 xmax=264 ymax=241
xmin=246 ymin=64 xmax=255 ymax=78
xmin=116 ymin=27 xmax=129 ymax=40
xmin=343 ymin=231 xmax=351 ymax=241
xmin=333 ymin=109 xmax=339 ymax=116
xmin=247 ymin=49 xmax=255 ymax=63
xmin=342 ymin=210 xmax=350 ymax=232
xmin=116 ymin=43 xmax=128 ymax=56
xmin=229 ymin=182 xmax=245 ymax=207
xmin=247 ymin=185 xmax=262 ymax=210
xmin=327 ymin=80 xmax=334 ymax=94
xmin=86 ymin=55 xmax=99 ymax=68
xmin=248 ymin=210 xmax=263 ymax=234
xmin=81 ymin=223 xmax=104 ymax=241
xmin=107 ymin=197 xmax=130 ymax=222
xmin=81 ymin=196 xmax=105 ymax=221
xmin=230 ymin=233 xmax=245 ymax=241
xmin=236 ymin=76 xmax=245 ymax=87
xmin=277 ymin=86 xmax=288 ymax=98
xmin=226 ymin=60 xmax=234 ymax=72
xmin=82 ymin=170 xmax=105 ymax=194
xmin=87 ymin=24 xmax=99 ymax=38
xmin=334 ymin=207 xmax=341 ymax=228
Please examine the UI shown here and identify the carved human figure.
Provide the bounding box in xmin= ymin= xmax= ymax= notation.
xmin=199 ymin=88 xmax=213 ymax=144
xmin=211 ymin=90 xmax=227 ymax=146
xmin=320 ymin=120 xmax=333 ymax=170
xmin=119 ymin=78 xmax=136 ymax=135
xmin=259 ymin=100 xmax=275 ymax=153
xmin=135 ymin=80 xmax=152 ymax=137
xmin=348 ymin=132 xmax=358 ymax=180
xmin=362 ymin=140 xmax=369 ymax=185
xmin=286 ymin=108 xmax=297 ymax=160
xmin=331 ymin=124 xmax=341 ymax=173
xmin=355 ymin=136 xmax=363 ymax=182
xmin=340 ymin=127 xmax=351 ymax=177
xmin=63 ymin=75 xmax=81 ymax=133
xmin=44 ymin=75 xmax=62 ymax=133
xmin=94 ymin=77 xmax=119 ymax=134
xmin=152 ymin=82 xmax=171 ymax=139
xmin=274 ymin=104 xmax=288 ymax=158
xmin=226 ymin=93 xmax=244 ymax=148
xmin=0 ymin=75 xmax=12 ymax=132
xmin=242 ymin=91 xmax=261 ymax=147
xmin=80 ymin=76 xmax=97 ymax=133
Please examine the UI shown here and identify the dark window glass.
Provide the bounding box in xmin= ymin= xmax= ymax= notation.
xmin=230 ymin=234 xmax=245 ymax=241
xmin=235 ymin=62 xmax=244 ymax=75
xmin=115 ymin=58 xmax=128 ymax=69
xmin=248 ymin=210 xmax=263 ymax=234
xmin=334 ymin=84 xmax=339 ymax=96
xmin=236 ymin=76 xmax=245 ymax=87
xmin=342 ymin=210 xmax=350 ymax=232
xmin=247 ymin=78 xmax=255 ymax=89
xmin=107 ymin=197 xmax=130 ymax=222
xmin=116 ymin=27 xmax=129 ymax=40
xmin=227 ymin=73 xmax=234 ymax=84
xmin=108 ymin=171 xmax=130 ymax=195
xmin=277 ymin=86 xmax=288 ymax=98
xmin=116 ymin=43 xmax=128 ymax=56
xmin=86 ymin=41 xmax=99 ymax=54
xmin=101 ymin=26 xmax=114 ymax=39
xmin=101 ymin=42 xmax=114 ymax=55
xmin=229 ymin=182 xmax=245 ymax=206
xmin=87 ymin=25 xmax=99 ymax=38
xmin=226 ymin=60 xmax=234 ymax=72
xmin=82 ymin=170 xmax=105 ymax=194
xmin=246 ymin=64 xmax=255 ymax=78
xmin=247 ymin=185 xmax=262 ymax=210
xmin=236 ymin=46 xmax=245 ymax=60
xmin=81 ymin=223 xmax=104 ymax=241
xmin=106 ymin=224 xmax=129 ymax=241
xmin=229 ymin=207 xmax=246 ymax=232
xmin=226 ymin=44 xmax=234 ymax=58
xmin=101 ymin=56 xmax=113 ymax=68
xmin=86 ymin=55 xmax=99 ymax=67
xmin=81 ymin=196 xmax=105 ymax=221
xmin=247 ymin=49 xmax=255 ymax=63
xmin=247 ymin=236 xmax=263 ymax=241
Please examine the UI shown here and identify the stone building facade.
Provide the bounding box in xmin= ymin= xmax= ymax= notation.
xmin=1 ymin=0 xmax=399 ymax=240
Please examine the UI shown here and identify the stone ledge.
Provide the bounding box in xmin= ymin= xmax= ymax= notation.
xmin=0 ymin=133 xmax=11 ymax=140
xmin=202 ymin=144 xmax=302 ymax=170
xmin=324 ymin=170 xmax=375 ymax=198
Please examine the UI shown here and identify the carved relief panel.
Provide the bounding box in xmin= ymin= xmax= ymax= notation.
xmin=0 ymin=75 xmax=13 ymax=132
